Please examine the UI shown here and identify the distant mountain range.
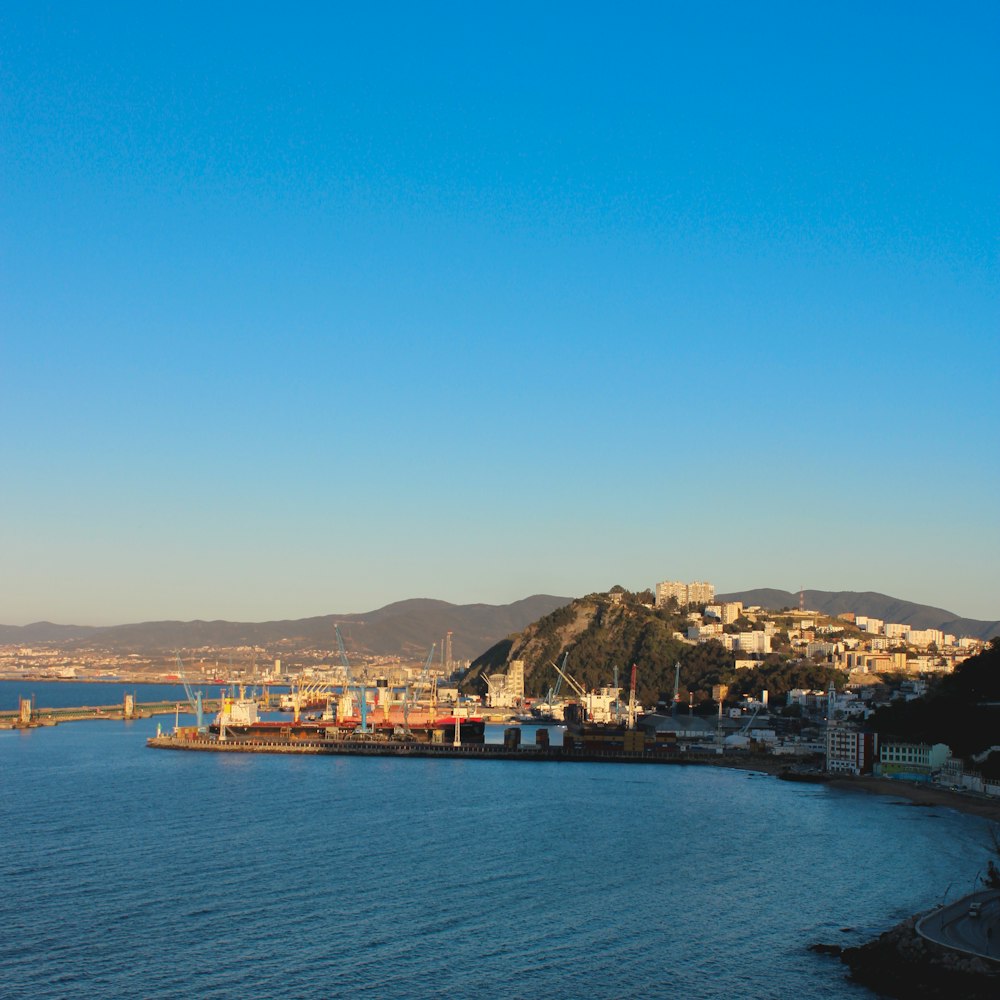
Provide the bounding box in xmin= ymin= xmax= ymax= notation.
xmin=0 ymin=596 xmax=572 ymax=661
xmin=717 ymin=589 xmax=999 ymax=641
xmin=1 ymin=588 xmax=995 ymax=660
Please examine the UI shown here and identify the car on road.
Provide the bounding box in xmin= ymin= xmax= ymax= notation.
xmin=969 ymin=901 xmax=982 ymax=917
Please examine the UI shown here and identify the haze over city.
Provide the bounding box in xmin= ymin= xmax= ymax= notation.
xmin=3 ymin=2 xmax=998 ymax=627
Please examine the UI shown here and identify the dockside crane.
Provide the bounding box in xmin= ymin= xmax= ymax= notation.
xmin=334 ymin=624 xmax=357 ymax=687
xmin=551 ymin=657 xmax=591 ymax=719
xmin=413 ymin=643 xmax=436 ymax=703
xmin=404 ymin=642 xmax=437 ymax=730
xmin=483 ymin=672 xmax=501 ymax=708
xmin=335 ymin=624 xmax=369 ymax=732
xmin=546 ymin=653 xmax=568 ymax=715
xmin=626 ymin=664 xmax=638 ymax=730
xmin=175 ymin=652 xmax=204 ymax=729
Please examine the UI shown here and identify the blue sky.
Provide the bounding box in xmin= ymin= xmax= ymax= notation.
xmin=2 ymin=2 xmax=998 ymax=625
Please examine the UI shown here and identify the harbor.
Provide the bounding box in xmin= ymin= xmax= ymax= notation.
xmin=145 ymin=727 xmax=734 ymax=766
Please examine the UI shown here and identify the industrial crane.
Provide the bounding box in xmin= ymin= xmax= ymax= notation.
xmin=626 ymin=664 xmax=638 ymax=730
xmin=546 ymin=653 xmax=567 ymax=715
xmin=334 ymin=624 xmax=369 ymax=732
xmin=405 ymin=642 xmax=437 ymax=721
xmin=175 ymin=652 xmax=204 ymax=729
xmin=414 ymin=643 xmax=436 ymax=700
xmin=334 ymin=624 xmax=357 ymax=686
xmin=551 ymin=657 xmax=592 ymax=719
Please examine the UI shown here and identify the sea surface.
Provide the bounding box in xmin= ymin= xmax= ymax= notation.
xmin=1 ymin=681 xmax=994 ymax=999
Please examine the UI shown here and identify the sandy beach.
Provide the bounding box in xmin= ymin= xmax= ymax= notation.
xmin=827 ymin=774 xmax=1000 ymax=824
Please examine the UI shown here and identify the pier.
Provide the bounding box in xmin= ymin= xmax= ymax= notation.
xmin=146 ymin=730 xmax=739 ymax=766
xmin=0 ymin=698 xmax=223 ymax=730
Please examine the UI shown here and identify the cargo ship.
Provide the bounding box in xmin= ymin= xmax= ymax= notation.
xmin=209 ymin=695 xmax=485 ymax=745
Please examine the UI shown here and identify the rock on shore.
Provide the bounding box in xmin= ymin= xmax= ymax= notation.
xmin=813 ymin=915 xmax=999 ymax=999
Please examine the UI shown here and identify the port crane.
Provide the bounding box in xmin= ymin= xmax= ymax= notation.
xmin=545 ymin=653 xmax=568 ymax=716
xmin=626 ymin=664 xmax=638 ymax=730
xmin=335 ymin=624 xmax=370 ymax=732
xmin=403 ymin=643 xmax=437 ymax=732
xmin=410 ymin=642 xmax=436 ymax=706
xmin=740 ymin=706 xmax=761 ymax=735
xmin=551 ymin=657 xmax=591 ymax=719
xmin=175 ymin=652 xmax=205 ymax=729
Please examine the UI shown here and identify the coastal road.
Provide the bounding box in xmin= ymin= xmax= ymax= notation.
xmin=916 ymin=889 xmax=1000 ymax=963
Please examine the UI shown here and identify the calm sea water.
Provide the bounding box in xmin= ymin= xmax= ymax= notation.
xmin=0 ymin=682 xmax=993 ymax=999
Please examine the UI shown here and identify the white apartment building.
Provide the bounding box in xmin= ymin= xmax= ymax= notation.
xmin=507 ymin=659 xmax=525 ymax=700
xmin=485 ymin=659 xmax=525 ymax=708
xmin=721 ymin=601 xmax=744 ymax=625
xmin=655 ymin=579 xmax=716 ymax=608
xmin=855 ymin=616 xmax=884 ymax=633
xmin=721 ymin=631 xmax=771 ymax=655
xmin=688 ymin=623 xmax=724 ymax=641
xmin=905 ymin=628 xmax=944 ymax=649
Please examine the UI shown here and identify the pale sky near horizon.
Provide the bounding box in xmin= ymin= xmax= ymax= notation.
xmin=3 ymin=2 xmax=998 ymax=626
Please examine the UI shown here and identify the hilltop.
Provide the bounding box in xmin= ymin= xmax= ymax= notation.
xmin=0 ymin=595 xmax=571 ymax=663
xmin=462 ymin=588 xmax=843 ymax=707
xmin=1 ymin=587 xmax=993 ymax=666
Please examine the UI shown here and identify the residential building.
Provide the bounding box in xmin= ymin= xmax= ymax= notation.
xmin=688 ymin=623 xmax=724 ymax=641
xmin=655 ymin=580 xmax=715 ymax=608
xmin=855 ymin=616 xmax=884 ymax=633
xmin=733 ymin=631 xmax=771 ymax=655
xmin=507 ymin=659 xmax=525 ymax=700
xmin=905 ymin=628 xmax=944 ymax=649
xmin=721 ymin=601 xmax=744 ymax=625
xmin=877 ymin=741 xmax=950 ymax=780
xmin=826 ymin=728 xmax=877 ymax=775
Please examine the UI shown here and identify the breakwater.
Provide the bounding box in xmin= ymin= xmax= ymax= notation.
xmin=0 ymin=699 xmax=223 ymax=729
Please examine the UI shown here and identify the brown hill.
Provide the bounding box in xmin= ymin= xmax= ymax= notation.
xmin=0 ymin=595 xmax=572 ymax=662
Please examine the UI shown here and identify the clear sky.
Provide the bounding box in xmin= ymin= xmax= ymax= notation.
xmin=2 ymin=2 xmax=998 ymax=626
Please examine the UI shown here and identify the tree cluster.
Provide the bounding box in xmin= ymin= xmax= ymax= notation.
xmin=870 ymin=639 xmax=1000 ymax=757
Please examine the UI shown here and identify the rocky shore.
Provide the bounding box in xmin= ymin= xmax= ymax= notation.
xmin=812 ymin=915 xmax=999 ymax=999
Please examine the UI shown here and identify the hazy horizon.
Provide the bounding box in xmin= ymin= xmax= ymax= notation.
xmin=2 ymin=583 xmax=996 ymax=631
xmin=4 ymin=3 xmax=998 ymax=626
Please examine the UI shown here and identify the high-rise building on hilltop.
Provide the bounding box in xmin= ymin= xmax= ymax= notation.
xmin=655 ymin=579 xmax=716 ymax=608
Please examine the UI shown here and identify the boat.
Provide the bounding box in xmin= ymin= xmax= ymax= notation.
xmin=209 ymin=695 xmax=486 ymax=745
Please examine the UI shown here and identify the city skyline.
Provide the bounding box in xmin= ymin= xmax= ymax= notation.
xmin=3 ymin=3 xmax=998 ymax=626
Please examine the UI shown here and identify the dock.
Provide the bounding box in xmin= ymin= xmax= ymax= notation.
xmin=0 ymin=699 xmax=223 ymax=730
xmin=146 ymin=730 xmax=732 ymax=765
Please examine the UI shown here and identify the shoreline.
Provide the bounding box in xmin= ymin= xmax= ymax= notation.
xmin=826 ymin=774 xmax=1000 ymax=824
xmin=706 ymin=755 xmax=1000 ymax=823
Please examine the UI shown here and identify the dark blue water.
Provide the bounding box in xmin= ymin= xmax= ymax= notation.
xmin=1 ymin=686 xmax=993 ymax=999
